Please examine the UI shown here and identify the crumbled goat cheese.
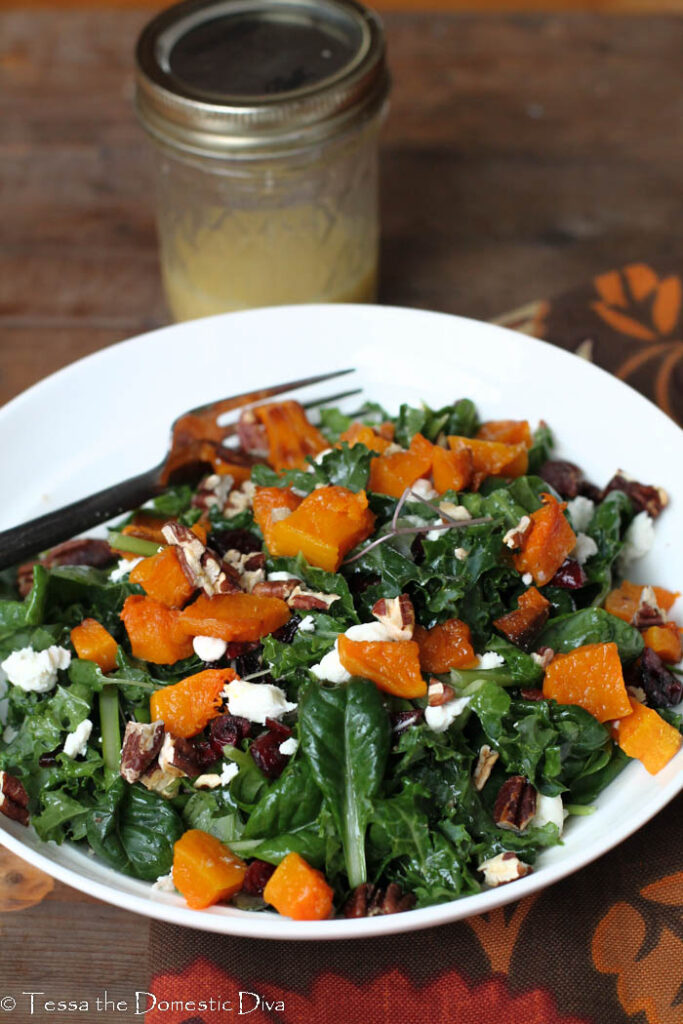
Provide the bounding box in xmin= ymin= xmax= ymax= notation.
xmin=220 ymin=762 xmax=240 ymax=786
xmin=572 ymin=532 xmax=599 ymax=565
xmin=313 ymin=448 xmax=333 ymax=464
xmin=193 ymin=635 xmax=228 ymax=662
xmin=63 ymin=719 xmax=93 ymax=759
xmin=1 ymin=645 xmax=71 ymax=693
xmin=532 ymin=793 xmax=564 ymax=835
xmin=567 ymin=496 xmax=595 ymax=533
xmin=522 ymin=572 xmax=533 ymax=586
xmin=298 ymin=615 xmax=316 ymax=633
xmin=411 ymin=479 xmax=438 ymax=501
xmin=425 ymin=696 xmax=471 ymax=733
xmin=223 ymin=679 xmax=296 ymax=725
xmin=109 ymin=557 xmax=143 ymax=583
xmin=310 ymin=621 xmax=394 ymax=682
xmin=618 ymin=511 xmax=655 ymax=569
xmin=267 ymin=571 xmax=301 ymax=582
xmin=478 ymin=651 xmax=505 ymax=670
xmin=279 ymin=737 xmax=299 ymax=756
xmin=152 ymin=872 xmax=176 ymax=893
xmin=426 ymin=529 xmax=442 ymax=542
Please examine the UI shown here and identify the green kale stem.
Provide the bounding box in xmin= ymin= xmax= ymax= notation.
xmin=99 ymin=684 xmax=122 ymax=772
xmin=106 ymin=532 xmax=161 ymax=558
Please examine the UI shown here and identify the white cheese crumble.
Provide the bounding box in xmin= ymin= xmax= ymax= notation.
xmin=572 ymin=532 xmax=599 ymax=566
xmin=279 ymin=737 xmax=299 ymax=756
xmin=425 ymin=696 xmax=471 ymax=733
xmin=151 ymin=872 xmax=176 ymax=893
xmin=411 ymin=479 xmax=438 ymax=502
xmin=618 ymin=511 xmax=655 ymax=569
xmin=220 ymin=762 xmax=240 ymax=786
xmin=267 ymin=571 xmax=301 ymax=582
xmin=192 ymin=635 xmax=228 ymax=662
xmin=345 ymin=622 xmax=395 ymax=643
xmin=298 ymin=615 xmax=316 ymax=633
xmin=478 ymin=651 xmax=505 ymax=670
xmin=1 ymin=645 xmax=71 ymax=693
xmin=532 ymin=793 xmax=564 ymax=835
xmin=63 ymin=718 xmax=92 ymax=759
xmin=309 ymin=621 xmax=394 ymax=682
xmin=313 ymin=448 xmax=333 ymax=464
xmin=109 ymin=557 xmax=143 ymax=583
xmin=223 ymin=679 xmax=296 ymax=725
xmin=426 ymin=529 xmax=442 ymax=542
xmin=522 ymin=572 xmax=533 ymax=586
xmin=567 ymin=496 xmax=595 ymax=533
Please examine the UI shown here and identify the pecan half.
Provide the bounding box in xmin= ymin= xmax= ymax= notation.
xmin=17 ymin=537 xmax=114 ymax=597
xmin=288 ymin=586 xmax=340 ymax=611
xmin=344 ymin=882 xmax=416 ymax=918
xmin=631 ymin=586 xmax=665 ymax=629
xmin=371 ymin=594 xmax=415 ymax=640
xmin=502 ymin=516 xmax=532 ymax=551
xmin=531 ymin=646 xmax=555 ymax=670
xmin=493 ymin=775 xmax=537 ymax=832
xmin=237 ymin=409 xmax=269 ymax=457
xmin=0 ymin=772 xmax=29 ymax=826
xmin=120 ymin=721 xmax=165 ymax=784
xmin=473 ymin=744 xmax=499 ymax=791
xmin=603 ymin=472 xmax=668 ymax=519
xmin=191 ymin=473 xmax=234 ymax=511
xmin=479 ymin=851 xmax=532 ymax=887
xmin=162 ymin=522 xmax=240 ymax=596
xmin=427 ymin=679 xmax=457 ymax=707
xmin=252 ymin=579 xmax=300 ymax=601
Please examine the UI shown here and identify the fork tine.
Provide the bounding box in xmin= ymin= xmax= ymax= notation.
xmin=185 ymin=368 xmax=355 ymax=421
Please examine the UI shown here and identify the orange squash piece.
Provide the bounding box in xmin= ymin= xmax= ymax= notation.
xmin=447 ymin=436 xmax=528 ymax=479
xmin=173 ymin=829 xmax=247 ymax=910
xmin=253 ymin=486 xmax=302 ymax=550
xmin=120 ymin=595 xmax=194 ymax=665
xmin=476 ymin=420 xmax=533 ymax=448
xmin=493 ymin=587 xmax=551 ymax=650
xmin=432 ymin=444 xmax=473 ymax=494
xmin=263 ymin=852 xmax=334 ymax=921
xmin=268 ymin=485 xmax=375 ymax=572
xmin=337 ymin=635 xmax=427 ymax=698
xmin=513 ymin=493 xmax=577 ymax=586
xmin=130 ymin=546 xmax=196 ymax=609
xmin=70 ymin=618 xmax=119 ymax=673
xmin=414 ymin=618 xmax=477 ymax=673
xmin=368 ymin=433 xmax=434 ymax=499
xmin=150 ymin=668 xmax=235 ymax=738
xmin=179 ymin=592 xmax=291 ymax=642
xmin=339 ymin=422 xmax=392 ymax=454
xmin=612 ymin=697 xmax=682 ymax=775
xmin=252 ymin=400 xmax=329 ymax=472
xmin=543 ymin=641 xmax=631 ymax=723
xmin=643 ymin=623 xmax=683 ymax=664
xmin=604 ymin=580 xmax=679 ymax=624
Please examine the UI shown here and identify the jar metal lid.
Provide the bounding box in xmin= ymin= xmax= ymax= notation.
xmin=135 ymin=0 xmax=389 ymax=158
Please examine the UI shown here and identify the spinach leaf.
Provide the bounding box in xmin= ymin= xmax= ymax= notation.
xmin=584 ymin=491 xmax=634 ymax=603
xmin=299 ymin=678 xmax=390 ymax=887
xmin=43 ymin=566 xmax=140 ymax=633
xmin=242 ymin=759 xmax=322 ymax=839
xmin=527 ymin=422 xmax=554 ymax=473
xmin=32 ymin=789 xmax=91 ymax=843
xmin=230 ymin=828 xmax=328 ymax=869
xmin=394 ymin=399 xmax=480 ymax=448
xmin=0 ymin=685 xmax=92 ymax=775
xmin=538 ymin=608 xmax=644 ymax=663
xmin=86 ymin=780 xmax=184 ymax=881
xmin=318 ymin=402 xmax=389 ymax=444
xmin=252 ymin=443 xmax=373 ymax=494
xmin=182 ymin=789 xmax=244 ymax=844
xmin=151 ymin=485 xmax=194 ymax=516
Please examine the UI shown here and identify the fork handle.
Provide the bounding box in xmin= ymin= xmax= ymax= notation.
xmin=0 ymin=465 xmax=164 ymax=570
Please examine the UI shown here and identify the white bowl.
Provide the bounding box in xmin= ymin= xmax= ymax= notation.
xmin=0 ymin=304 xmax=680 ymax=939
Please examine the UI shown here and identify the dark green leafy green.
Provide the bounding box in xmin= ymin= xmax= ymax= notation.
xmin=538 ymin=608 xmax=644 ymax=662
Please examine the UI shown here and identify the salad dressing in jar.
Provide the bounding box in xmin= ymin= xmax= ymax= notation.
xmin=135 ymin=0 xmax=389 ymax=320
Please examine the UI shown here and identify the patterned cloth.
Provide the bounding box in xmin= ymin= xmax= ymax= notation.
xmin=145 ymin=263 xmax=683 ymax=1024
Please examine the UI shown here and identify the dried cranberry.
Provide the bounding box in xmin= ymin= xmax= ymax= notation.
xmin=208 ymin=714 xmax=252 ymax=755
xmin=626 ymin=648 xmax=683 ymax=708
xmin=411 ymin=536 xmax=425 ymax=565
xmin=603 ymin=473 xmax=665 ymax=519
xmin=538 ymin=460 xmax=583 ymax=499
xmin=391 ymin=709 xmax=423 ymax=734
xmin=578 ymin=481 xmax=604 ymax=503
xmin=272 ymin=615 xmax=301 ymax=644
xmin=38 ymin=751 xmax=58 ymax=767
xmin=520 ymin=688 xmax=545 ymax=701
xmin=243 ymin=859 xmax=276 ymax=896
xmin=234 ymin=645 xmax=264 ymax=678
xmin=550 ymin=559 xmax=588 ymax=589
xmin=208 ymin=529 xmax=263 ymax=557
xmin=349 ymin=573 xmax=382 ymax=596
xmin=250 ymin=719 xmax=293 ymax=780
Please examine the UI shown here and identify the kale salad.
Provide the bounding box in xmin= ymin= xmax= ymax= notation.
xmin=0 ymin=395 xmax=681 ymax=920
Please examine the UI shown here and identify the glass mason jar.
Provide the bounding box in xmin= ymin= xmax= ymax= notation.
xmin=135 ymin=0 xmax=390 ymax=321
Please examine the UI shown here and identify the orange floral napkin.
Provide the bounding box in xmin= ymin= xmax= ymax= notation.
xmin=144 ymin=262 xmax=683 ymax=1024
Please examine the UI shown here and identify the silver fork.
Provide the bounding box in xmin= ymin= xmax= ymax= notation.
xmin=0 ymin=368 xmax=359 ymax=570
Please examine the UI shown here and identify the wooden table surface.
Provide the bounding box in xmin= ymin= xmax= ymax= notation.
xmin=1 ymin=8 xmax=682 ymax=1017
